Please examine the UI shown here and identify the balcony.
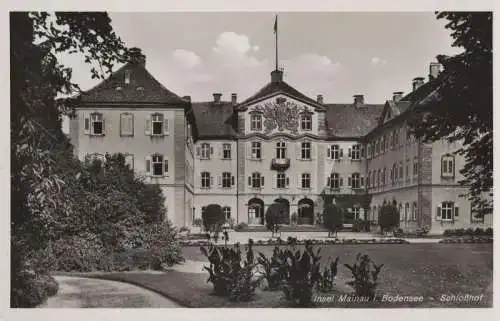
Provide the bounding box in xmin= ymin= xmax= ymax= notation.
xmin=271 ymin=158 xmax=290 ymax=171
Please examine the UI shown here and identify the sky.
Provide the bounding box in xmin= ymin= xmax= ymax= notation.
xmin=58 ymin=12 xmax=462 ymax=131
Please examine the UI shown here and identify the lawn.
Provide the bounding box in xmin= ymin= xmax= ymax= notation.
xmin=68 ymin=243 xmax=493 ymax=308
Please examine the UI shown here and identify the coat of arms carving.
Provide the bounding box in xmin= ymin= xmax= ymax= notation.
xmin=254 ymin=100 xmax=302 ymax=134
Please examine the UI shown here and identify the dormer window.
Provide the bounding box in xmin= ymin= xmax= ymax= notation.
xmin=300 ymin=113 xmax=312 ymax=131
xmin=250 ymin=114 xmax=262 ymax=131
xmin=124 ymin=70 xmax=131 ymax=85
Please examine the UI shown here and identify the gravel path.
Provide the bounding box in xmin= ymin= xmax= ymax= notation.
xmin=40 ymin=276 xmax=181 ymax=308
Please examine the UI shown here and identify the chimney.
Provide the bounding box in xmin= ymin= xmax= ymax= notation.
xmin=231 ymin=93 xmax=237 ymax=105
xmin=412 ymin=77 xmax=425 ymax=91
xmin=213 ymin=93 xmax=222 ymax=103
xmin=271 ymin=69 xmax=284 ymax=83
xmin=182 ymin=95 xmax=191 ymax=102
xmin=316 ymin=94 xmax=324 ymax=104
xmin=429 ymin=62 xmax=441 ymax=80
xmin=392 ymin=91 xmax=404 ymax=102
xmin=353 ymin=94 xmax=364 ymax=107
xmin=128 ymin=47 xmax=146 ymax=67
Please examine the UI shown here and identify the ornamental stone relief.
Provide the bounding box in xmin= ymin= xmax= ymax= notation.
xmin=254 ymin=100 xmax=311 ymax=134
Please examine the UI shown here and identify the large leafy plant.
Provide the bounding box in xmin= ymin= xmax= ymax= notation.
xmin=316 ymin=256 xmax=339 ymax=293
xmin=344 ymin=253 xmax=384 ymax=299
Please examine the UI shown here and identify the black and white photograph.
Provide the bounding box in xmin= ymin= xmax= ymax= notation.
xmin=8 ymin=6 xmax=494 ymax=313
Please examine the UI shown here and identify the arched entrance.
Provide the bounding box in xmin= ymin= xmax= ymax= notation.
xmin=273 ymin=198 xmax=290 ymax=225
xmin=298 ymin=198 xmax=314 ymax=225
xmin=248 ymin=198 xmax=264 ymax=225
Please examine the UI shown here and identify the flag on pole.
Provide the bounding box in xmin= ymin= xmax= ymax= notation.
xmin=273 ymin=15 xmax=278 ymax=34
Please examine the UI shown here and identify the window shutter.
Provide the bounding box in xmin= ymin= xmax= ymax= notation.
xmin=441 ymin=159 xmax=445 ymax=175
xmin=261 ymin=176 xmax=264 ymax=187
xmin=164 ymin=118 xmax=170 ymax=135
xmin=286 ymin=176 xmax=290 ymax=187
xmin=361 ymin=147 xmax=365 ymax=158
xmin=311 ymin=143 xmax=316 ymax=160
xmin=340 ymin=177 xmax=344 ymax=187
xmin=436 ymin=206 xmax=442 ymax=220
xmin=145 ymin=156 xmax=151 ymax=175
xmin=231 ymin=176 xmax=235 ymax=186
xmin=297 ymin=174 xmax=302 ymax=188
xmin=196 ymin=146 xmax=201 ymax=158
xmin=248 ymin=176 xmax=251 ymax=187
xmin=218 ymin=144 xmax=222 ymax=159
xmin=361 ymin=176 xmax=365 ymax=187
xmin=296 ymin=142 xmax=302 ymax=160
xmin=348 ymin=176 xmax=352 ymax=187
xmin=454 ymin=206 xmax=459 ymax=217
xmin=218 ymin=175 xmax=222 ymax=187
xmin=210 ymin=175 xmax=214 ymax=187
xmin=348 ymin=148 xmax=352 ymax=158
xmin=327 ymin=176 xmax=331 ymax=188
xmin=164 ymin=158 xmax=168 ymax=174
xmin=101 ymin=118 xmax=106 ymax=135
xmin=84 ymin=115 xmax=90 ymax=134
xmin=273 ymin=174 xmax=277 ymax=188
xmin=145 ymin=115 xmax=151 ymax=135
xmin=340 ymin=148 xmax=344 ymax=158
xmin=327 ymin=146 xmax=331 ymax=159
xmin=210 ymin=146 xmax=214 ymax=156
xmin=130 ymin=114 xmax=135 ymax=136
xmin=247 ymin=142 xmax=252 ymax=159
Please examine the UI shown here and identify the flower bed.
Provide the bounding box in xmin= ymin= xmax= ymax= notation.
xmin=178 ymin=238 xmax=410 ymax=247
xmin=439 ymin=236 xmax=493 ymax=244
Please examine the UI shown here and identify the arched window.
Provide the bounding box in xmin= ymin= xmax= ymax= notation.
xmin=405 ymin=203 xmax=410 ymax=222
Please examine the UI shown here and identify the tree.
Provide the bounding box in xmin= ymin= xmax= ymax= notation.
xmin=11 ymin=12 xmax=128 ymax=307
xmin=378 ymin=200 xmax=400 ymax=235
xmin=408 ymin=12 xmax=492 ymax=217
xmin=202 ymin=204 xmax=225 ymax=237
xmin=323 ymin=204 xmax=343 ymax=238
xmin=265 ymin=203 xmax=283 ymax=237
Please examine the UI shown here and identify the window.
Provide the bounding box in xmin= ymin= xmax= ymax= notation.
xmin=201 ymin=172 xmax=211 ymax=188
xmin=367 ymin=171 xmax=371 ymax=187
xmin=90 ymin=113 xmax=104 ymax=135
xmin=399 ymin=204 xmax=403 ymax=221
xmin=276 ymin=141 xmax=286 ymax=159
xmin=367 ymin=144 xmax=372 ymax=158
xmin=412 ymin=202 xmax=418 ymax=221
xmin=353 ymin=208 xmax=360 ymax=220
xmin=381 ymin=136 xmax=386 ymax=153
xmin=200 ymin=143 xmax=211 ymax=159
xmin=222 ymin=143 xmax=231 ymax=159
xmin=277 ymin=172 xmax=289 ymax=189
xmin=221 ymin=172 xmax=232 ymax=188
xmin=152 ymin=114 xmax=164 ymax=135
xmin=328 ymin=173 xmax=340 ymax=189
xmin=392 ymin=163 xmax=397 ymax=183
xmin=404 ymin=203 xmax=410 ymax=222
xmin=301 ymin=173 xmax=311 ymax=189
xmin=120 ymin=113 xmax=134 ymax=136
xmin=441 ymin=155 xmax=455 ymax=177
xmin=329 ymin=144 xmax=341 ymax=160
xmin=250 ymin=114 xmax=262 ymax=131
xmin=393 ymin=130 xmax=399 ymax=148
xmin=376 ymin=170 xmax=381 ymax=187
xmin=351 ymin=173 xmax=360 ymax=189
xmin=375 ymin=139 xmax=380 ymax=155
xmin=382 ymin=168 xmax=386 ymax=186
xmin=223 ymin=206 xmax=231 ymax=219
xmin=438 ymin=202 xmax=457 ymax=221
xmin=300 ymin=113 xmax=312 ymax=131
xmin=405 ymin=159 xmax=410 ymax=181
xmin=251 ymin=142 xmax=261 ymax=159
xmin=413 ymin=157 xmax=419 ymax=177
xmin=399 ymin=162 xmax=404 ymax=182
xmin=125 ymin=154 xmax=134 ymax=169
xmin=301 ymin=142 xmax=311 ymax=160
xmin=250 ymin=172 xmax=264 ymax=188
xmin=371 ymin=171 xmax=376 ymax=187
xmin=124 ymin=70 xmax=131 ymax=84
xmin=151 ymin=154 xmax=167 ymax=176
xmin=350 ymin=145 xmax=361 ymax=160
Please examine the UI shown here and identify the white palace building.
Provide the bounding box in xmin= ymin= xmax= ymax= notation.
xmin=69 ymin=48 xmax=492 ymax=234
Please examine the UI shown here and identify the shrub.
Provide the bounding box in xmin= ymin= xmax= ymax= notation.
xmin=316 ymin=256 xmax=339 ymax=293
xmin=323 ymin=203 xmax=343 ymax=238
xmin=416 ymin=225 xmax=430 ymax=237
xmin=227 ymin=217 xmax=235 ymax=229
xmin=379 ymin=200 xmax=400 ymax=235
xmin=281 ymin=242 xmax=322 ymax=307
xmin=10 ymin=270 xmax=59 ymax=308
xmin=465 ymin=228 xmax=474 ymax=236
xmin=202 ymin=204 xmax=226 ymax=235
xmin=287 ymin=236 xmax=298 ymax=247
xmin=234 ymin=222 xmax=248 ymax=231
xmin=193 ymin=218 xmax=202 ymax=227
xmin=486 ymin=227 xmax=493 ymax=236
xmin=265 ymin=203 xmax=283 ymax=237
xmin=393 ymin=228 xmax=404 ymax=237
xmin=179 ymin=226 xmax=190 ymax=234
xmin=344 ymin=253 xmax=383 ymax=300
xmin=200 ymin=240 xmax=259 ymax=301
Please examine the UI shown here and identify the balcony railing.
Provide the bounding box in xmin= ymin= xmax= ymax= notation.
xmin=271 ymin=158 xmax=290 ymax=171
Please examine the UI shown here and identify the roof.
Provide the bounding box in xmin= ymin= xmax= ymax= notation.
xmin=324 ymin=104 xmax=385 ymax=137
xmin=238 ymin=80 xmax=322 ymax=108
xmin=191 ymin=101 xmax=237 ymax=138
xmin=79 ymin=62 xmax=187 ymax=106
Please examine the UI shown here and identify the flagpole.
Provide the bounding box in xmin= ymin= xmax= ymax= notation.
xmin=275 ymin=15 xmax=278 ymax=70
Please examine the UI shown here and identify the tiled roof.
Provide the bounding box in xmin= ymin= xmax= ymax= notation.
xmin=79 ymin=62 xmax=187 ymax=105
xmin=191 ymin=101 xmax=237 ymax=138
xmin=324 ymin=104 xmax=385 ymax=137
xmin=238 ymin=80 xmax=321 ymax=107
